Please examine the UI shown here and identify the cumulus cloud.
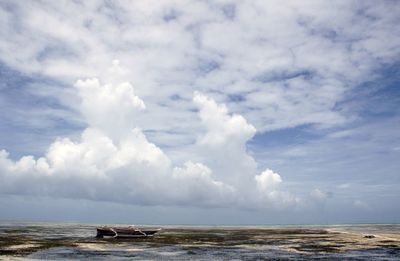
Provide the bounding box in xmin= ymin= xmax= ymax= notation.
xmin=0 ymin=66 xmax=295 ymax=209
xmin=0 ymin=69 xmax=232 ymax=206
xmin=2 ymin=1 xmax=397 ymax=214
xmin=74 ymin=78 xmax=145 ymax=140
xmin=254 ymin=169 xmax=298 ymax=208
xmin=193 ymin=92 xmax=257 ymax=191
xmin=255 ymin=169 xmax=282 ymax=192
xmin=193 ymin=91 xmax=256 ymax=148
xmin=172 ymin=161 xmax=236 ymax=206
xmin=193 ymin=92 xmax=297 ymax=208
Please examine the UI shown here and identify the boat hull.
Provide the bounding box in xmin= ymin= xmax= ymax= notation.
xmin=96 ymin=227 xmax=161 ymax=238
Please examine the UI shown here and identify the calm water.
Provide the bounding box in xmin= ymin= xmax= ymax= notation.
xmin=0 ymin=222 xmax=399 ymax=260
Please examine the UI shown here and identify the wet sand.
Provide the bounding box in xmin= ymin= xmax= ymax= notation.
xmin=0 ymin=223 xmax=399 ymax=260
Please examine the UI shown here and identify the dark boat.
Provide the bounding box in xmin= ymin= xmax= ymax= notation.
xmin=96 ymin=226 xmax=161 ymax=238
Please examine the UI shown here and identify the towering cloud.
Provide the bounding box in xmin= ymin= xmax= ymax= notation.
xmin=0 ymin=64 xmax=296 ymax=208
xmin=193 ymin=92 xmax=298 ymax=208
xmin=193 ymin=91 xmax=256 ymax=148
xmin=75 ymin=78 xmax=145 ymax=141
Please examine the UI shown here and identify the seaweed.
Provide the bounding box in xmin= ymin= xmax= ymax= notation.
xmin=1 ymin=225 xmax=400 ymax=259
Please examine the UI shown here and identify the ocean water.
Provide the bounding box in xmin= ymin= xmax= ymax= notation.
xmin=0 ymin=222 xmax=399 ymax=260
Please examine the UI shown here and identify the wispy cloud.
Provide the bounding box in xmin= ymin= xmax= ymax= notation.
xmin=1 ymin=1 xmax=399 ymax=140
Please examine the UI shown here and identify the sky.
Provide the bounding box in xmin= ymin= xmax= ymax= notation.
xmin=0 ymin=0 xmax=399 ymax=225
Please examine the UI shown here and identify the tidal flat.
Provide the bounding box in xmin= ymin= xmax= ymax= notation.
xmin=0 ymin=222 xmax=399 ymax=260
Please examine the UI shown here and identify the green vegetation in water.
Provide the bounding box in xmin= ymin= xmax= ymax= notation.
xmin=0 ymin=225 xmax=399 ymax=259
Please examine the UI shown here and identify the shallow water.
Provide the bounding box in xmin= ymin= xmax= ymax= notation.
xmin=0 ymin=222 xmax=399 ymax=260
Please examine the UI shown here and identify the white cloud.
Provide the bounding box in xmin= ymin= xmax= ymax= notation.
xmin=254 ymin=169 xmax=298 ymax=208
xmin=193 ymin=91 xmax=258 ymax=196
xmin=255 ymin=169 xmax=282 ymax=192
xmin=0 ymin=70 xmax=295 ymax=209
xmin=193 ymin=91 xmax=256 ymax=148
xmin=74 ymin=77 xmax=145 ymax=140
xmin=0 ymin=1 xmax=399 ymax=215
xmin=1 ymin=0 xmax=399 ymax=145
xmin=172 ymin=161 xmax=236 ymax=206
xmin=0 ymin=72 xmax=228 ymax=206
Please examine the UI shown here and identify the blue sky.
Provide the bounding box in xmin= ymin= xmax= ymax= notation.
xmin=0 ymin=0 xmax=399 ymax=224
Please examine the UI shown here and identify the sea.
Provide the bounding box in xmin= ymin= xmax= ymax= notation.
xmin=0 ymin=222 xmax=399 ymax=260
